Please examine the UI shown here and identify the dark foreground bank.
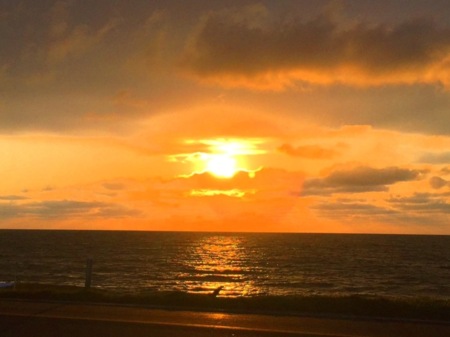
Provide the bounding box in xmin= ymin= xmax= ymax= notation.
xmin=0 ymin=283 xmax=449 ymax=322
xmin=1 ymin=298 xmax=450 ymax=337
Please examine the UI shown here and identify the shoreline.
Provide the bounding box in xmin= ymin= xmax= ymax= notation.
xmin=1 ymin=283 xmax=448 ymax=323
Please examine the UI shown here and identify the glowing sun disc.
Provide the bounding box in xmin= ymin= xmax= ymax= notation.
xmin=205 ymin=155 xmax=237 ymax=178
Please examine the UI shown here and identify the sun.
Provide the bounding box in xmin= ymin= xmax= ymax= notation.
xmin=171 ymin=138 xmax=265 ymax=179
xmin=205 ymin=154 xmax=238 ymax=178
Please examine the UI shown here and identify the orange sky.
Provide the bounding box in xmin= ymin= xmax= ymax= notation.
xmin=1 ymin=1 xmax=450 ymax=234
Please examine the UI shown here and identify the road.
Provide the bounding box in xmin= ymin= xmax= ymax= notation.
xmin=0 ymin=299 xmax=449 ymax=337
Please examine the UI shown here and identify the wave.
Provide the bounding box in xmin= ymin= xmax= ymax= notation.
xmin=2 ymin=231 xmax=450 ymax=302
xmin=176 ymin=274 xmax=240 ymax=282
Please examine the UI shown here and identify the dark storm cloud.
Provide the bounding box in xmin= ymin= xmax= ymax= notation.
xmin=0 ymin=200 xmax=140 ymax=220
xmin=302 ymin=166 xmax=422 ymax=196
xmin=182 ymin=8 xmax=450 ymax=88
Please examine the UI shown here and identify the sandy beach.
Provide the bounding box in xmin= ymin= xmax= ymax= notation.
xmin=1 ymin=299 xmax=449 ymax=337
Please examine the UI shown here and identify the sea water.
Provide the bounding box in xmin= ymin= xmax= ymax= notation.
xmin=0 ymin=230 xmax=449 ymax=300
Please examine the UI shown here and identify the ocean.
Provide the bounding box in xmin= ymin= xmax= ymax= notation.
xmin=0 ymin=230 xmax=449 ymax=300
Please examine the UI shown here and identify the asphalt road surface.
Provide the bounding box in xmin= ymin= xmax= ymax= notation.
xmin=0 ymin=299 xmax=449 ymax=337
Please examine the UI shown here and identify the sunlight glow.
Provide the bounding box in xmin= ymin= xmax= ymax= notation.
xmin=170 ymin=138 xmax=266 ymax=179
xmin=205 ymin=154 xmax=237 ymax=178
xmin=191 ymin=235 xmax=256 ymax=297
xmin=190 ymin=189 xmax=255 ymax=198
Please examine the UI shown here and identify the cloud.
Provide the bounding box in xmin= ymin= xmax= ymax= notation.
xmin=0 ymin=200 xmax=140 ymax=220
xmin=103 ymin=183 xmax=125 ymax=191
xmin=313 ymin=201 xmax=395 ymax=217
xmin=181 ymin=6 xmax=450 ymax=90
xmin=189 ymin=189 xmax=254 ymax=198
xmin=419 ymin=151 xmax=450 ymax=164
xmin=278 ymin=143 xmax=340 ymax=159
xmin=1 ymin=1 xmax=118 ymax=80
xmin=178 ymin=167 xmax=303 ymax=194
xmin=44 ymin=1 xmax=119 ymax=65
xmin=0 ymin=2 xmax=129 ymax=134
xmin=430 ymin=176 xmax=449 ymax=189
xmin=302 ymin=166 xmax=422 ymax=195
xmin=0 ymin=195 xmax=28 ymax=201
xmin=312 ymin=195 xmax=450 ymax=229
xmin=110 ymin=168 xmax=306 ymax=231
xmin=388 ymin=193 xmax=450 ymax=213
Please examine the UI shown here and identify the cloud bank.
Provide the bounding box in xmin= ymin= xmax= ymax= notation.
xmin=182 ymin=7 xmax=450 ymax=90
xmin=0 ymin=200 xmax=140 ymax=220
xmin=278 ymin=143 xmax=340 ymax=159
xmin=303 ymin=166 xmax=423 ymax=195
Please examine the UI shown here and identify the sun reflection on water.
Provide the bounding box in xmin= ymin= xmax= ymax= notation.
xmin=177 ymin=235 xmax=262 ymax=297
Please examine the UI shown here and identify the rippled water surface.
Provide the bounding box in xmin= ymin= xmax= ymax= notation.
xmin=0 ymin=231 xmax=449 ymax=299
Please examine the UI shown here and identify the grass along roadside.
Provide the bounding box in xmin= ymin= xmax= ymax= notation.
xmin=0 ymin=282 xmax=449 ymax=322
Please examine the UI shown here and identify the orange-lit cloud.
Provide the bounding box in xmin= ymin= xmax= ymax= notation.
xmin=419 ymin=151 xmax=450 ymax=164
xmin=278 ymin=143 xmax=341 ymax=159
xmin=2 ymin=1 xmax=450 ymax=234
xmin=0 ymin=166 xmax=305 ymax=230
xmin=191 ymin=167 xmax=293 ymax=194
xmin=181 ymin=6 xmax=450 ymax=90
xmin=190 ymin=189 xmax=254 ymax=198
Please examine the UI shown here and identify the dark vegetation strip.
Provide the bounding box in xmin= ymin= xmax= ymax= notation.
xmin=1 ymin=283 xmax=449 ymax=322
